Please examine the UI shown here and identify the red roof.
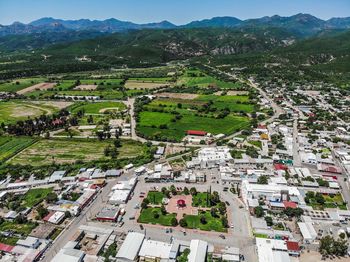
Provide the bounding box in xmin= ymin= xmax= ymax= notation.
xmin=0 ymin=243 xmax=15 ymax=253
xmin=283 ymin=201 xmax=297 ymax=209
xmin=177 ymin=199 xmax=186 ymax=206
xmin=319 ymin=165 xmax=342 ymax=174
xmin=286 ymin=241 xmax=300 ymax=252
xmin=274 ymin=163 xmax=288 ymax=171
xmin=43 ymin=212 xmax=55 ymax=222
xmin=187 ymin=130 xmax=207 ymax=136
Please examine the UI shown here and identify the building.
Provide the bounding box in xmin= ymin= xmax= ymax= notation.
xmin=52 ymin=241 xmax=85 ymax=262
xmin=116 ymin=232 xmax=145 ymax=262
xmin=43 ymin=211 xmax=65 ymax=224
xmin=96 ymin=207 xmax=120 ymax=222
xmin=255 ymin=238 xmax=290 ymax=262
xmin=297 ymin=222 xmax=317 ymax=243
xmin=187 ymin=130 xmax=207 ymax=136
xmin=188 ymin=240 xmax=208 ymax=262
xmin=138 ymin=239 xmax=173 ymax=261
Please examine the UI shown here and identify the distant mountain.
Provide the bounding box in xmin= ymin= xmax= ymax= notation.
xmin=182 ymin=16 xmax=242 ymax=28
xmin=28 ymin=17 xmax=176 ymax=32
xmin=1 ymin=14 xmax=349 ymax=38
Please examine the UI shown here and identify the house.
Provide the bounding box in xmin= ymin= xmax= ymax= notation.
xmin=188 ymin=240 xmax=208 ymax=262
xmin=96 ymin=207 xmax=120 ymax=222
xmin=187 ymin=130 xmax=207 ymax=136
xmin=116 ymin=232 xmax=145 ymax=262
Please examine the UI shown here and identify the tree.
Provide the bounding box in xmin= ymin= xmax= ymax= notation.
xmin=183 ymin=187 xmax=189 ymax=195
xmin=315 ymin=192 xmax=325 ymax=205
xmin=221 ymin=217 xmax=228 ymax=228
xmin=254 ymin=206 xmax=264 ymax=218
xmin=190 ymin=187 xmax=197 ymax=196
xmin=46 ymin=192 xmax=58 ymax=203
xmin=319 ymin=235 xmax=348 ymax=256
xmin=200 ymin=215 xmax=207 ymax=224
xmin=170 ymin=185 xmax=177 ymax=195
xmin=210 ymin=191 xmax=220 ymax=205
xmin=36 ymin=205 xmax=49 ymax=219
xmin=218 ymin=202 xmax=227 ymax=215
xmin=161 ymin=187 xmax=167 ymax=194
xmin=265 ymin=216 xmax=273 ymax=226
xmin=179 ymin=219 xmax=188 ymax=227
xmin=257 ymin=175 xmax=268 ymax=185
xmin=160 ymin=205 xmax=167 ymax=215
xmin=65 ymin=211 xmax=71 ymax=218
xmin=171 ymin=217 xmax=178 ymax=227
xmin=153 ymin=210 xmax=160 ymax=219
xmin=210 ymin=207 xmax=218 ymax=218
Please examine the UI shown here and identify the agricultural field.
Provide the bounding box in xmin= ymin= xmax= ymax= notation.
xmin=136 ymin=95 xmax=253 ymax=141
xmin=0 ymin=136 xmax=35 ymax=162
xmin=8 ymin=138 xmax=149 ymax=166
xmin=69 ymin=101 xmax=127 ymax=114
xmin=0 ymin=100 xmax=66 ymax=124
xmin=24 ymin=78 xmax=147 ymax=99
xmin=177 ymin=69 xmax=242 ymax=89
xmin=125 ymin=79 xmax=169 ymax=89
xmin=0 ymin=77 xmax=46 ymax=92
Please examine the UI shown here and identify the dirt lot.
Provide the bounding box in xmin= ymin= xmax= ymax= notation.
xmin=31 ymin=101 xmax=73 ymax=109
xmin=165 ymin=145 xmax=186 ymax=156
xmin=300 ymin=251 xmax=350 ymax=262
xmin=214 ymin=90 xmax=249 ymax=96
xmin=74 ymin=84 xmax=98 ymax=90
xmin=125 ymin=80 xmax=168 ymax=89
xmin=156 ymin=92 xmax=199 ymax=100
xmin=17 ymin=82 xmax=56 ymax=95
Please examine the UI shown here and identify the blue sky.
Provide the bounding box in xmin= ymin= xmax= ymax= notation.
xmin=0 ymin=0 xmax=349 ymax=25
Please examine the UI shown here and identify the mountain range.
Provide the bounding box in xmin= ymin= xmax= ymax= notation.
xmin=1 ymin=13 xmax=350 ymax=37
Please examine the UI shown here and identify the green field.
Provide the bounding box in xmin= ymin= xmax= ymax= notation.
xmin=192 ymin=192 xmax=211 ymax=208
xmin=0 ymin=78 xmax=46 ymax=92
xmin=146 ymin=191 xmax=166 ymax=205
xmin=0 ymin=100 xmax=63 ymax=124
xmin=0 ymin=221 xmax=37 ymax=236
xmin=307 ymin=193 xmax=347 ymax=210
xmin=183 ymin=210 xmax=227 ymax=232
xmin=22 ymin=188 xmax=53 ymax=207
xmin=177 ymin=69 xmax=242 ymax=89
xmin=9 ymin=138 xmax=148 ymax=166
xmin=70 ymin=101 xmax=127 ymax=114
xmin=138 ymin=207 xmax=177 ymax=226
xmin=137 ymin=111 xmax=250 ymax=142
xmin=0 ymin=137 xmax=35 ymax=162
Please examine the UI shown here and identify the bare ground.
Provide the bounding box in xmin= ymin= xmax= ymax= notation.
xmin=17 ymin=82 xmax=56 ymax=95
xmin=156 ymin=92 xmax=199 ymax=100
xmin=300 ymin=251 xmax=350 ymax=262
xmin=125 ymin=80 xmax=168 ymax=89
xmin=73 ymin=84 xmax=98 ymax=90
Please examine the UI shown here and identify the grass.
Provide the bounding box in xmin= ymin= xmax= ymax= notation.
xmin=308 ymin=193 xmax=347 ymax=210
xmin=22 ymin=188 xmax=53 ymax=207
xmin=146 ymin=191 xmax=166 ymax=205
xmin=0 ymin=221 xmax=37 ymax=236
xmin=192 ymin=192 xmax=211 ymax=208
xmin=0 ymin=136 xmax=35 ymax=162
xmin=49 ymin=228 xmax=63 ymax=240
xmin=137 ymin=111 xmax=250 ymax=141
xmin=9 ymin=138 xmax=148 ymax=166
xmin=177 ymin=69 xmax=242 ymax=89
xmin=248 ymin=140 xmax=262 ymax=149
xmin=0 ymin=236 xmax=19 ymax=245
xmin=183 ymin=210 xmax=227 ymax=232
xmin=69 ymin=101 xmax=127 ymax=114
xmin=0 ymin=100 xmax=62 ymax=124
xmin=136 ymin=95 xmax=253 ymax=142
xmin=138 ymin=207 xmax=176 ymax=226
xmin=0 ymin=78 xmax=46 ymax=92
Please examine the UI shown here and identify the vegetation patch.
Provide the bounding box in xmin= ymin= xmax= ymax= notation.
xmin=9 ymin=138 xmax=148 ymax=166
xmin=138 ymin=207 xmax=177 ymax=226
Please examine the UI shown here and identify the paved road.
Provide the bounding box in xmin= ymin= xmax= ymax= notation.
xmin=120 ymin=175 xmax=258 ymax=262
xmin=42 ymin=178 xmax=120 ymax=261
xmin=292 ymin=118 xmax=302 ymax=167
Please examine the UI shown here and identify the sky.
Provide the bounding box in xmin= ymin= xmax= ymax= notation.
xmin=0 ymin=0 xmax=349 ymax=25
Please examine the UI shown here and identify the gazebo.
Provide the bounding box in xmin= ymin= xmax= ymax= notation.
xmin=177 ymin=199 xmax=186 ymax=208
